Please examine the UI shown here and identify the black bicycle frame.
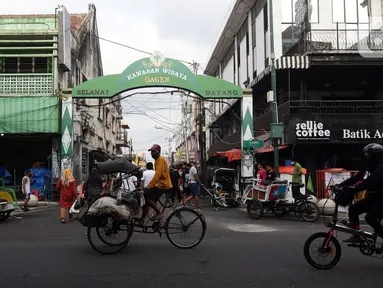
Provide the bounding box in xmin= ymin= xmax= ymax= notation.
xmin=323 ymin=187 xmax=376 ymax=248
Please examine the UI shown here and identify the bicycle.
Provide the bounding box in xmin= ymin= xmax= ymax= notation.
xmin=303 ymin=185 xmax=383 ymax=269
xmin=80 ymin=158 xmax=207 ymax=255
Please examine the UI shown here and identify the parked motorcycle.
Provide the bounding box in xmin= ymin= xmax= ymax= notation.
xmin=0 ymin=178 xmax=17 ymax=223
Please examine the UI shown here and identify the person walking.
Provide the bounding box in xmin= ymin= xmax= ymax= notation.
xmin=21 ymin=170 xmax=33 ymax=211
xmin=184 ymin=161 xmax=202 ymax=211
xmin=56 ymin=168 xmax=78 ymax=224
xmin=141 ymin=162 xmax=155 ymax=188
xmin=170 ymin=165 xmax=182 ymax=204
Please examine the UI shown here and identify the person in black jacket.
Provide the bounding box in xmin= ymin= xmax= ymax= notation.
xmin=265 ymin=164 xmax=276 ymax=182
xmin=338 ymin=143 xmax=383 ymax=243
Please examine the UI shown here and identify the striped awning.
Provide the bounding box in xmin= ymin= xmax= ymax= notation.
xmin=249 ymin=55 xmax=310 ymax=87
xmin=275 ymin=55 xmax=310 ymax=69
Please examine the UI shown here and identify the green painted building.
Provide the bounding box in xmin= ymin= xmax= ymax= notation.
xmin=0 ymin=14 xmax=60 ymax=193
xmin=0 ymin=5 xmax=124 ymax=197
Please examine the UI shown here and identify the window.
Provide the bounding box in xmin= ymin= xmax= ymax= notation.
xmin=263 ymin=3 xmax=268 ymax=32
xmin=0 ymin=57 xmax=49 ymax=74
xmin=238 ymin=18 xmax=248 ymax=43
xmin=332 ymin=0 xmax=368 ymax=23
xmin=246 ymin=32 xmax=250 ymax=55
xmin=237 ymin=46 xmax=241 ymax=67
xmin=222 ymin=42 xmax=234 ymax=70
xmin=310 ymin=0 xmax=319 ymax=23
xmin=98 ymin=99 xmax=103 ymax=119
xmin=252 ymin=21 xmax=256 ymax=48
xmin=282 ymin=0 xmax=319 ymax=24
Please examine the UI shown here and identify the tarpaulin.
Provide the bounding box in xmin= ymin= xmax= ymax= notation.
xmin=213 ymin=149 xmax=242 ymax=163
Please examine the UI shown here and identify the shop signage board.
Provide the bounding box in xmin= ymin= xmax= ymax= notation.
xmin=294 ymin=120 xmax=383 ymax=142
xmin=243 ymin=139 xmax=264 ymax=148
xmin=295 ymin=121 xmax=331 ymax=141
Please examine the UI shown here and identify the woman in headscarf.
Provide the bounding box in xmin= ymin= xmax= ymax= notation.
xmin=56 ymin=168 xmax=78 ymax=224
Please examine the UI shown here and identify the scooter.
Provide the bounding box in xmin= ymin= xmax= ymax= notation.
xmin=0 ymin=178 xmax=17 ymax=223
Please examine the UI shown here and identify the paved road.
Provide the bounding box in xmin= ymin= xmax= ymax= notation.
xmin=1 ymin=206 xmax=382 ymax=288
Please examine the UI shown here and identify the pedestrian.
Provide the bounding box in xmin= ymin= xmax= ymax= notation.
xmin=265 ymin=164 xmax=276 ymax=182
xmin=56 ymin=168 xmax=78 ymax=224
xmin=184 ymin=161 xmax=202 ymax=211
xmin=181 ymin=163 xmax=191 ymax=203
xmin=291 ymin=156 xmax=303 ymax=198
xmin=256 ymin=163 xmax=267 ymax=184
xmin=141 ymin=162 xmax=155 ymax=188
xmin=170 ymin=165 xmax=182 ymax=204
xmin=21 ymin=170 xmax=33 ymax=211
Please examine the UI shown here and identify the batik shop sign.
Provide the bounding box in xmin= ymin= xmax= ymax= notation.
xmin=342 ymin=129 xmax=383 ymax=139
xmin=295 ymin=121 xmax=331 ymax=141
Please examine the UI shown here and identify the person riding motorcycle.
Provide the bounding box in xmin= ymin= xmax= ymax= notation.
xmin=337 ymin=143 xmax=383 ymax=243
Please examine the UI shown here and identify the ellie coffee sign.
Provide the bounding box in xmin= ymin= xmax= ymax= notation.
xmin=295 ymin=121 xmax=331 ymax=141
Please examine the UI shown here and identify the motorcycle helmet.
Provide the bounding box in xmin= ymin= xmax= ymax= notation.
xmin=363 ymin=143 xmax=383 ymax=170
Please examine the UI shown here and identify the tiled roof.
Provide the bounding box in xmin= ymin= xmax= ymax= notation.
xmin=70 ymin=14 xmax=87 ymax=30
xmin=0 ymin=13 xmax=88 ymax=30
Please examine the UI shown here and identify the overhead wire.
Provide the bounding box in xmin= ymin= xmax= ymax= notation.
xmin=71 ymin=26 xmax=194 ymax=66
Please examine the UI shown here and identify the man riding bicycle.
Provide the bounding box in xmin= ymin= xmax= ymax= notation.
xmin=138 ymin=144 xmax=173 ymax=225
xmin=337 ymin=143 xmax=383 ymax=243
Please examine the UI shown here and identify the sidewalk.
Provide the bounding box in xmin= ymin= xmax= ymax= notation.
xmin=11 ymin=201 xmax=59 ymax=217
xmin=238 ymin=202 xmax=367 ymax=223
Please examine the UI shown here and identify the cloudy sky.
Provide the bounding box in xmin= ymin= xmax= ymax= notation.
xmin=2 ymin=0 xmax=234 ymax=160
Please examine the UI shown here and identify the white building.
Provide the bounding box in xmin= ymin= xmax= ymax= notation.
xmin=173 ymin=94 xmax=198 ymax=163
xmin=60 ymin=4 xmax=126 ymax=182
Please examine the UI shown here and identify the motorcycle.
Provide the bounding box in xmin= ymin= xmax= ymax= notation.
xmin=0 ymin=178 xmax=17 ymax=223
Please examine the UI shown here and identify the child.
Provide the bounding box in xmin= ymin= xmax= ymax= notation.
xmin=215 ymin=185 xmax=228 ymax=208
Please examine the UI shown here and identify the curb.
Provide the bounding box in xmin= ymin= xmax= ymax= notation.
xmin=11 ymin=204 xmax=58 ymax=217
xmin=17 ymin=201 xmax=59 ymax=207
xmin=238 ymin=201 xmax=367 ymax=224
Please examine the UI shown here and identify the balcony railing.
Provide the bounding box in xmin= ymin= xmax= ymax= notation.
xmin=284 ymin=26 xmax=383 ymax=54
xmin=0 ymin=74 xmax=54 ymax=96
xmin=116 ymin=130 xmax=128 ymax=146
xmin=254 ymin=100 xmax=383 ymax=131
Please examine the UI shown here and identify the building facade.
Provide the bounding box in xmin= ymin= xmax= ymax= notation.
xmin=0 ymin=4 xmax=126 ymax=196
xmin=173 ymin=94 xmax=198 ymax=163
xmin=204 ymin=0 xmax=383 ymax=178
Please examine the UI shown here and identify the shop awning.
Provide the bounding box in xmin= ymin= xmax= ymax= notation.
xmin=213 ymin=148 xmax=242 ymax=162
xmin=256 ymin=145 xmax=289 ymax=154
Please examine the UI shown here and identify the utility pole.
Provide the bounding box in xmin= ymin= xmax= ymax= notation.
xmin=192 ymin=61 xmax=205 ymax=178
xmin=269 ymin=0 xmax=283 ymax=177
xmin=181 ymin=94 xmax=190 ymax=163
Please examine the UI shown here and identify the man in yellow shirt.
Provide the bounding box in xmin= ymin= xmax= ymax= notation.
xmin=139 ymin=144 xmax=173 ymax=225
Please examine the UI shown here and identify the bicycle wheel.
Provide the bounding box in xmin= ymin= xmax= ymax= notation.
xmin=0 ymin=211 xmax=11 ymax=223
xmin=304 ymin=232 xmax=341 ymax=269
xmin=247 ymin=198 xmax=264 ymax=219
xmin=165 ymin=207 xmax=206 ymax=249
xmin=299 ymin=201 xmax=320 ymax=222
xmin=87 ymin=215 xmax=133 ymax=255
xmin=272 ymin=204 xmax=287 ymax=218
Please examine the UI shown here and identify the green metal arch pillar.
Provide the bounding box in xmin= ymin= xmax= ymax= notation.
xmin=241 ymin=89 xmax=254 ymax=183
xmin=60 ymin=96 xmax=74 ymax=171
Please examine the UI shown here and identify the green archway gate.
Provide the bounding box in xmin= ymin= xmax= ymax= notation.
xmin=63 ymin=52 xmax=254 ymax=180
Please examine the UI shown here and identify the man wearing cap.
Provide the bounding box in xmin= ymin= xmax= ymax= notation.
xmin=139 ymin=144 xmax=173 ymax=224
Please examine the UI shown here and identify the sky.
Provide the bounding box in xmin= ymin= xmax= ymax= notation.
xmin=1 ymin=0 xmax=235 ymax=160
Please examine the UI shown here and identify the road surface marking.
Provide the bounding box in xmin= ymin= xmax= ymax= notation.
xmin=226 ymin=223 xmax=278 ymax=233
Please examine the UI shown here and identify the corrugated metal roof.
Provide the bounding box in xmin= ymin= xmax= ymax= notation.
xmin=0 ymin=13 xmax=88 ymax=30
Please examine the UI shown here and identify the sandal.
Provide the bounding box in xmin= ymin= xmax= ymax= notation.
xmin=149 ymin=214 xmax=164 ymax=221
xmin=61 ymin=218 xmax=66 ymax=224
